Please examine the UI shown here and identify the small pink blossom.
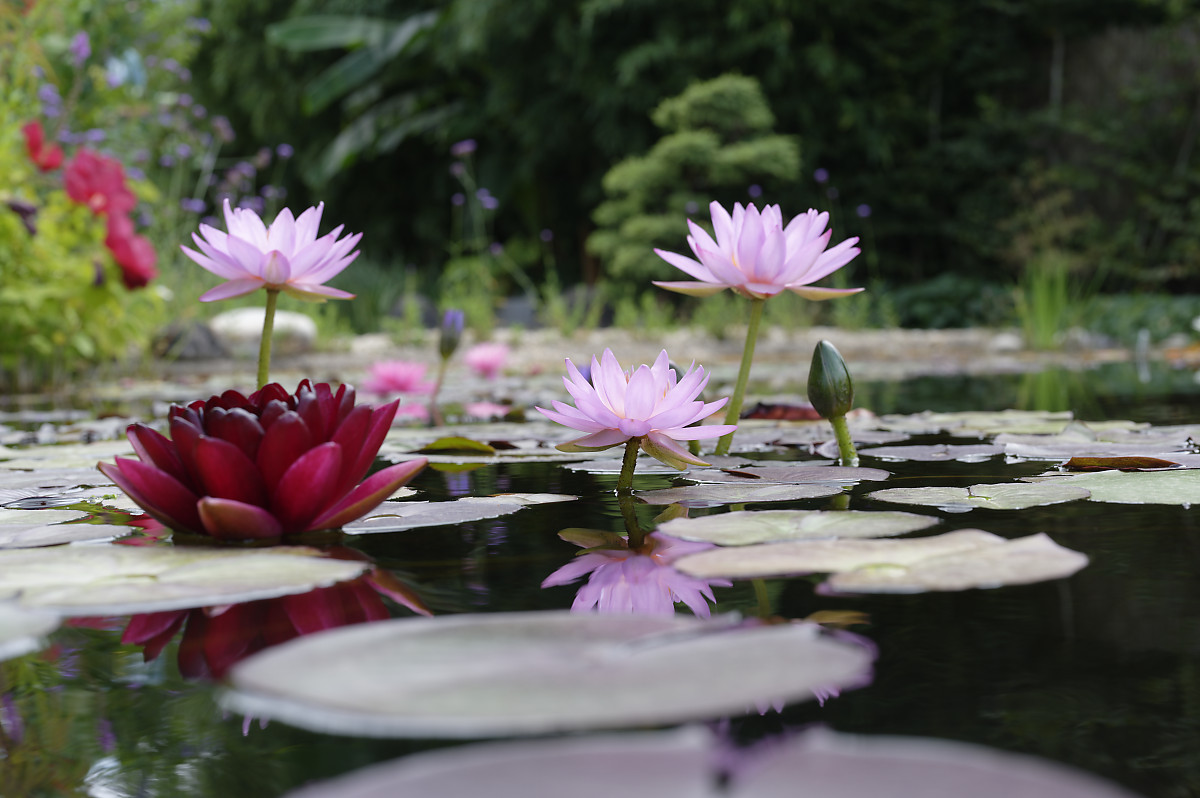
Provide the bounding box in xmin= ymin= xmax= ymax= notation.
xmin=654 ymin=201 xmax=862 ymax=301
xmin=393 ymin=402 xmax=430 ymax=423
xmin=463 ymin=401 xmax=509 ymax=420
xmin=463 ymin=342 xmax=508 ymax=379
xmin=362 ymin=360 xmax=434 ymax=396
xmin=536 ymin=348 xmax=736 ymax=469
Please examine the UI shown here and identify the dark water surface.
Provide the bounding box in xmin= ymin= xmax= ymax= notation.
xmin=4 ymin=360 xmax=1200 ymax=796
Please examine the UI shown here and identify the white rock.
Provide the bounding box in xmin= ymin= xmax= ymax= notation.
xmin=209 ymin=308 xmax=317 ymax=358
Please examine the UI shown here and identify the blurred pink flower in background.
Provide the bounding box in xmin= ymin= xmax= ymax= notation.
xmin=463 ymin=342 xmax=508 ymax=379
xmin=464 ymin=401 xmax=509 ymax=420
xmin=543 ymin=532 xmax=730 ymax=616
xmin=363 ymin=360 xmax=434 ymax=395
xmin=181 ymin=198 xmax=361 ymax=302
xmin=394 ymin=403 xmax=430 ymax=423
xmin=653 ymin=201 xmax=862 ymax=301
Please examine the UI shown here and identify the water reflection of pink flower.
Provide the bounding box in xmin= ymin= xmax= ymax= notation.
xmin=542 ymin=533 xmax=730 ymax=617
xmin=463 ymin=342 xmax=508 ymax=379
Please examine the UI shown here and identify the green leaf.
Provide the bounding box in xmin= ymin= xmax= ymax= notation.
xmin=867 ymin=483 xmax=1090 ymax=511
xmin=266 ymin=16 xmax=396 ymax=52
xmin=658 ymin=509 xmax=938 ymax=546
xmin=416 ymin=437 xmax=496 ymax=455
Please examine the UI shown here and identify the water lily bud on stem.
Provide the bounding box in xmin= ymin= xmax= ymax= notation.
xmin=439 ymin=309 xmax=465 ymax=361
xmin=808 ymin=340 xmax=858 ymax=466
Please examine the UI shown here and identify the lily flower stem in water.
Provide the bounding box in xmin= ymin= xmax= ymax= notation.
xmin=256 ymin=288 xmax=279 ymax=389
xmin=752 ymin=578 xmax=772 ymax=618
xmin=715 ymin=297 xmax=766 ymax=455
xmin=428 ymin=357 xmax=449 ymax=427
xmin=830 ymin=414 xmax=859 ymax=467
xmin=616 ymin=486 xmax=646 ymax=552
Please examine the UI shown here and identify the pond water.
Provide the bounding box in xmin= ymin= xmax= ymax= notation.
xmin=2 ymin=359 xmax=1199 ymax=797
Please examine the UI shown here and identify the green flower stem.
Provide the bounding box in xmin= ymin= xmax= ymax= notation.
xmin=427 ymin=357 xmax=449 ymax=427
xmin=617 ymin=489 xmax=646 ymax=551
xmin=616 ymin=437 xmax=640 ymax=494
xmin=830 ymin=413 xmax=859 ymax=466
xmin=256 ymin=288 xmax=279 ymax=389
xmin=715 ymin=297 xmax=766 ymax=456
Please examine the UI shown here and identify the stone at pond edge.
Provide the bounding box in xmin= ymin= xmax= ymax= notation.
xmin=209 ymin=307 xmax=317 ymax=357
xmin=223 ymin=611 xmax=875 ymax=738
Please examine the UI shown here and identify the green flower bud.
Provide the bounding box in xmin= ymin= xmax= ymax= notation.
xmin=807 ymin=340 xmax=854 ymax=419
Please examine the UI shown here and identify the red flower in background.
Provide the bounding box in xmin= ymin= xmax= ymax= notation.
xmin=21 ymin=121 xmax=63 ymax=171
xmin=105 ymin=213 xmax=157 ymax=289
xmin=64 ymin=148 xmax=136 ymax=216
xmin=98 ymin=381 xmax=427 ymax=540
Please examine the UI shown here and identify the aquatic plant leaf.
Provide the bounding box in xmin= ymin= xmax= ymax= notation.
xmin=279 ymin=725 xmax=1140 ymax=798
xmin=0 ymin=467 xmax=115 ymax=492
xmin=998 ymin=427 xmax=1193 ymax=460
xmin=874 ymin=410 xmax=1073 ymax=436
xmin=1062 ymin=456 xmax=1181 ymax=472
xmin=867 ymin=483 xmax=1090 ymax=511
xmin=658 ymin=510 xmax=938 ymax=546
xmin=856 ymin=444 xmax=1003 ymax=463
xmin=343 ymin=494 xmax=576 ymax=534
xmin=0 ymin=506 xmax=128 ymax=547
xmin=686 ymin=466 xmax=890 ymax=484
xmin=1023 ymin=469 xmax=1200 ymax=505
xmin=0 ymin=545 xmax=368 ymax=615
xmin=0 ymin=602 xmax=59 ymax=661
xmin=0 ymin=440 xmax=135 ymax=470
xmin=224 ymin=611 xmax=874 ymax=738
xmin=415 ymin=437 xmax=497 ymax=455
xmin=636 ymin=483 xmax=843 ymax=506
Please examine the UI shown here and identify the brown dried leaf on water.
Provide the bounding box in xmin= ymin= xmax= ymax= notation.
xmin=687 ymin=465 xmax=890 ymax=485
xmin=1061 ymin=456 xmax=1182 ymax=472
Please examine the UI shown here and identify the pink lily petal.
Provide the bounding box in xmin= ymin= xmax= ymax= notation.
xmin=199 ymin=278 xmax=263 ymax=302
xmin=786 ymin=285 xmax=866 ymax=300
xmin=651 ymin=280 xmax=728 ymax=297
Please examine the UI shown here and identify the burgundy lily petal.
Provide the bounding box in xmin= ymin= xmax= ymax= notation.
xmin=197 ymin=497 xmax=284 ymax=540
xmin=121 ymin=610 xmax=187 ymax=655
xmin=334 ymin=383 xmax=356 ymax=426
xmin=176 ymin=613 xmax=212 ymax=679
xmin=273 ymin=442 xmax=343 ymax=532
xmin=295 ymin=384 xmax=327 ymax=442
xmin=314 ymin=382 xmax=338 ymax=433
xmin=202 ymin=604 xmax=263 ymax=678
xmin=348 ymin=580 xmax=390 ymax=622
xmin=282 ymin=586 xmax=348 ymax=635
xmin=341 ymin=399 xmax=399 ymax=494
xmin=98 ymin=459 xmax=203 ymax=532
xmin=208 ymin=407 xmax=264 ymax=461
xmin=253 ymin=382 xmax=291 ymax=408
xmin=329 ymin=404 xmax=373 ymax=495
xmin=365 ymin=567 xmax=431 ymax=616
xmin=126 ymin=425 xmax=189 ymax=485
xmin=256 ymin=411 xmax=314 ymax=493
xmin=308 ymin=457 xmax=427 ymax=531
xmin=258 ymin=398 xmax=290 ymax=429
xmin=261 ymin=600 xmax=303 ymax=647
xmin=217 ymin=389 xmax=254 ymax=412
xmin=168 ymin=415 xmax=203 ymax=486
xmin=194 ymin=436 xmax=268 ymax=506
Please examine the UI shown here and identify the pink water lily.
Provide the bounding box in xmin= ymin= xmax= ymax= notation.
xmin=536 ymin=349 xmax=736 ymax=469
xmin=362 ymin=360 xmax=434 ymax=396
xmin=654 ymin=201 xmax=862 ymax=300
xmin=181 ymin=198 xmax=361 ymax=302
xmin=97 ymin=380 xmax=426 ymax=540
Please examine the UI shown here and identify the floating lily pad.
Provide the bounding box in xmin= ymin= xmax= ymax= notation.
xmin=224 ymin=612 xmax=874 ymax=738
xmin=867 ymin=483 xmax=1090 ymax=512
xmin=0 ymin=545 xmax=368 ymax=615
xmin=0 ymin=522 xmax=128 ymax=548
xmin=343 ymin=494 xmax=577 ymax=534
xmin=636 ymin=483 xmax=843 ymax=506
xmin=1062 ymin=456 xmax=1182 ymax=472
xmin=658 ymin=510 xmax=938 ymax=546
xmin=1024 ymin=469 xmax=1200 ymax=505
xmin=677 ymin=530 xmax=1087 ymax=593
xmin=415 ymin=437 xmax=497 ymax=455
xmin=997 ymin=423 xmax=1192 ymax=460
xmin=280 ymin=726 xmax=1140 ymax=798
xmin=0 ymin=467 xmax=115 ymax=492
xmin=857 ymin=444 xmax=1003 ymax=463
xmin=686 ymin=466 xmax=890 ymax=485
xmin=0 ymin=439 xmax=135 ymax=470
xmin=874 ymin=410 xmax=1073 ymax=436
xmin=0 ymin=602 xmax=59 ymax=661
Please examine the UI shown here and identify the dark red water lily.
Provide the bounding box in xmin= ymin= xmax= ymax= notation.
xmin=98 ymin=380 xmax=426 ymax=540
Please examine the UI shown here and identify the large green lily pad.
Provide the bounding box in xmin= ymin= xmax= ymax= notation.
xmin=857 ymin=444 xmax=1003 ymax=463
xmin=657 ymin=510 xmax=938 ymax=546
xmin=0 ymin=602 xmax=59 ymax=661
xmin=280 ymin=726 xmax=1139 ymax=798
xmin=686 ymin=466 xmax=890 ymax=485
xmin=636 ymin=483 xmax=843 ymax=506
xmin=224 ymin=611 xmax=874 ymax=738
xmin=1023 ymin=469 xmax=1200 ymax=505
xmin=867 ymin=483 xmax=1090 ymax=512
xmin=0 ymin=545 xmax=368 ymax=615
xmin=0 ymin=439 xmax=134 ymax=470
xmin=343 ymin=494 xmax=576 ymax=534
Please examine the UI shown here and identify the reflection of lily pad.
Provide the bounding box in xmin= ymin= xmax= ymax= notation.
xmin=687 ymin=466 xmax=890 ymax=485
xmin=1023 ymin=469 xmax=1200 ymax=505
xmin=857 ymin=444 xmax=1002 ymax=463
xmin=0 ymin=546 xmax=368 ymax=615
xmin=636 ymin=483 xmax=842 ymax=506
xmin=0 ymin=603 xmax=59 ymax=661
xmin=867 ymin=483 xmax=1090 ymax=512
xmin=677 ymin=530 xmax=1088 ymax=593
xmin=281 ymin=726 xmax=1138 ymax=798
xmin=343 ymin=494 xmax=577 ymax=534
xmin=225 ymin=612 xmax=874 ymax=738
xmin=658 ymin=510 xmax=938 ymax=546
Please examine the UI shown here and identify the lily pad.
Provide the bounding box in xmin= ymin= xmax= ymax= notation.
xmin=867 ymin=483 xmax=1090 ymax=512
xmin=1023 ymin=469 xmax=1200 ymax=505
xmin=279 ymin=726 xmax=1140 ymax=798
xmin=857 ymin=444 xmax=1003 ymax=463
xmin=0 ymin=439 xmax=135 ymax=470
xmin=0 ymin=545 xmax=369 ymax=615
xmin=658 ymin=510 xmax=938 ymax=546
xmin=636 ymin=483 xmax=843 ymax=506
xmin=997 ymin=424 xmax=1193 ymax=460
xmin=686 ymin=466 xmax=890 ymax=485
xmin=224 ymin=612 xmax=875 ymax=738
xmin=677 ymin=530 xmax=1087 ymax=592
xmin=0 ymin=602 xmax=59 ymax=661
xmin=343 ymin=494 xmax=577 ymax=534
xmin=415 ymin=436 xmax=497 ymax=455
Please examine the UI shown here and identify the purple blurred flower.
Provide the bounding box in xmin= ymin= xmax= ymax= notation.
xmin=748 ymin=184 xmax=763 ymax=198
xmin=159 ymin=155 xmax=176 ymax=167
xmin=450 ymin=138 xmax=477 ymax=157
xmin=261 ymin=185 xmax=281 ymax=199
xmin=684 ymin=201 xmax=699 ymax=214
xmin=1 ymin=693 xmax=22 ymax=744
xmin=132 ymin=148 xmax=149 ymax=163
xmin=213 ymin=116 xmax=235 ymax=143
xmin=179 ymin=93 xmax=194 ymax=107
xmin=855 ymin=204 xmax=872 ymax=218
xmin=192 ymin=104 xmax=206 ymax=119
xmin=187 ymin=17 xmax=213 ymax=32
xmin=542 ymin=532 xmax=730 ymax=616
xmin=540 ymin=229 xmax=554 ymax=242
xmin=37 ymin=84 xmax=60 ymax=106
xmin=814 ymin=168 xmax=830 ymax=184
xmin=276 ymin=143 xmax=294 ymax=159
xmin=180 ymin=197 xmax=206 ymax=214
xmin=439 ymin=309 xmax=465 ymax=359
xmin=176 ymin=143 xmax=192 ymax=158
xmin=449 ymin=162 xmax=466 ymax=177
xmin=480 ymin=195 xmax=499 ymax=210
xmin=488 ymin=242 xmax=504 ymax=256
xmin=238 ymin=196 xmax=265 ymax=214
xmin=451 ymin=193 xmax=465 ymax=206
xmin=83 ymin=128 xmax=106 ymax=143
xmin=69 ymin=32 xmax=91 ymax=67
